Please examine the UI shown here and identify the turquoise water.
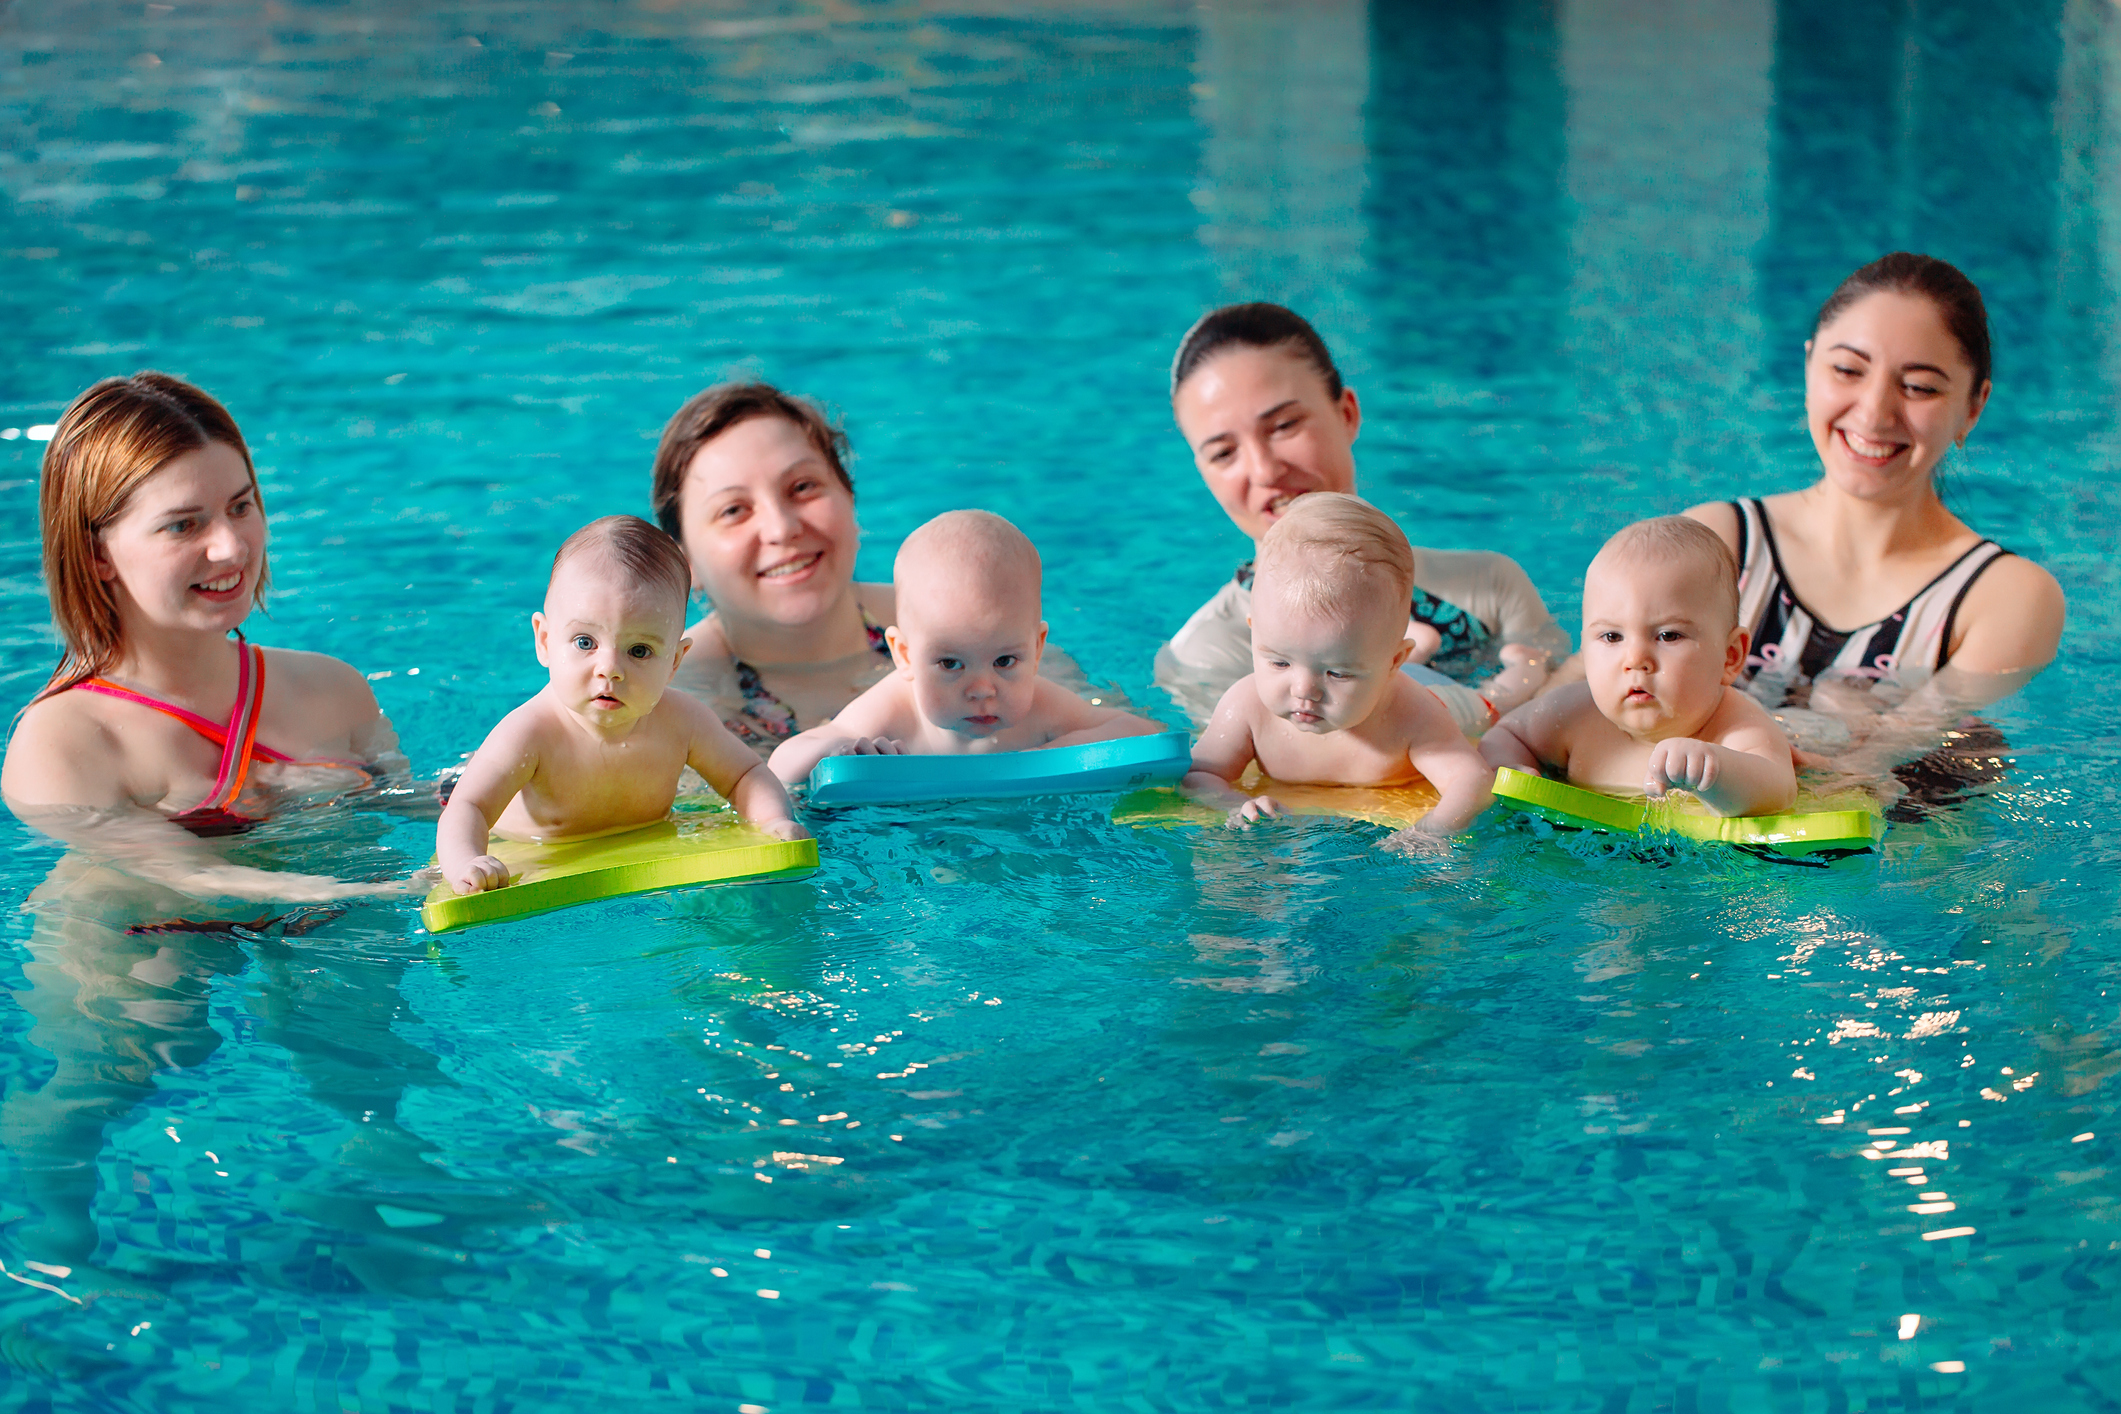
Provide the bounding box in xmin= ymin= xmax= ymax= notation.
xmin=3 ymin=0 xmax=2121 ymax=1408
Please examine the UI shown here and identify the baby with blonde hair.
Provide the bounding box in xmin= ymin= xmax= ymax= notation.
xmin=1481 ymin=516 xmax=1797 ymax=816
xmin=768 ymin=510 xmax=1161 ymax=782
xmin=1184 ymin=493 xmax=1496 ymax=839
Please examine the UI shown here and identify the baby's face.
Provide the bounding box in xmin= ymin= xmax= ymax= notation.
xmin=1248 ymin=574 xmax=1411 ymax=734
xmin=533 ymin=555 xmax=690 ymax=729
xmin=1581 ymin=552 xmax=1744 ymax=742
xmin=888 ymin=569 xmax=1046 ymax=739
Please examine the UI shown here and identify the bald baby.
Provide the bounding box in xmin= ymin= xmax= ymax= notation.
xmin=768 ymin=509 xmax=1162 ymax=782
xmin=1480 ymin=516 xmax=1796 ymax=818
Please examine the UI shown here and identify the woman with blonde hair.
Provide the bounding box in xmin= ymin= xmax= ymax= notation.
xmin=3 ymin=371 xmax=411 ymax=899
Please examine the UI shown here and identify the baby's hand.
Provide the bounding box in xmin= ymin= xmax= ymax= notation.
xmin=832 ymin=736 xmax=904 ymax=758
xmin=761 ymin=818 xmax=811 ymax=843
xmin=1227 ymin=794 xmax=1285 ymax=829
xmin=1645 ymin=738 xmax=1719 ymax=798
xmin=1380 ymin=825 xmax=1451 ymax=859
xmin=448 ymin=855 xmax=511 ymax=895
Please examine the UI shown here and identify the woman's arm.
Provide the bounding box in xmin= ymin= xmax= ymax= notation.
xmin=5 ymin=702 xmax=405 ymax=902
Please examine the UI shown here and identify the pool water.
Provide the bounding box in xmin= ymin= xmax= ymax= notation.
xmin=3 ymin=0 xmax=2120 ymax=1408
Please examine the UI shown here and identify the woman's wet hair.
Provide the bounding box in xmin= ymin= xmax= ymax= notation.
xmin=550 ymin=515 xmax=693 ymax=613
xmin=1169 ymin=302 xmax=1344 ymax=401
xmin=36 ymin=372 xmax=265 ymax=699
xmin=650 ymin=381 xmax=852 ymax=539
xmin=1812 ymin=252 xmax=1992 ymax=395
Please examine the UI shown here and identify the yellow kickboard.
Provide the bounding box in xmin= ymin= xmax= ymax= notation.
xmin=1491 ymin=767 xmax=1884 ymax=858
xmin=421 ymin=814 xmax=819 ymax=934
xmin=1115 ymin=776 xmax=1441 ymax=830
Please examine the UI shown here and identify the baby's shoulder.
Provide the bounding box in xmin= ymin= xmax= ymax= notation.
xmin=1704 ymin=685 xmax=1782 ymax=743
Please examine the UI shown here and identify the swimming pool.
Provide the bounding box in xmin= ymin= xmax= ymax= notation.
xmin=3 ymin=0 xmax=2120 ymax=1407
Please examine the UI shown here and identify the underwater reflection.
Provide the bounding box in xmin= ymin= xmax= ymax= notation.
xmin=0 ymin=849 xmax=481 ymax=1298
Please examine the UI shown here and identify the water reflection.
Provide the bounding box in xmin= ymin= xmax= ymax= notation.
xmin=0 ymin=851 xmax=477 ymax=1297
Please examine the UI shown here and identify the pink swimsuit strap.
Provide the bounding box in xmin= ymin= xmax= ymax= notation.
xmin=72 ymin=639 xmax=367 ymax=830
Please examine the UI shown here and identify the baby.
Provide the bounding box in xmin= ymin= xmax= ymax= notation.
xmin=767 ymin=510 xmax=1163 ymax=783
xmin=1183 ymin=494 xmax=1497 ymax=837
xmin=438 ymin=515 xmax=806 ymax=894
xmin=1480 ymin=516 xmax=1797 ymax=816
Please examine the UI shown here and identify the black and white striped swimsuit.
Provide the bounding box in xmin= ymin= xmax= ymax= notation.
xmin=1732 ymin=497 xmax=2011 ymax=704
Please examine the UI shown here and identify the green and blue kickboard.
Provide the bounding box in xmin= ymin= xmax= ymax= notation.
xmin=806 ymin=731 xmax=1192 ymax=806
xmin=1490 ymin=766 xmax=1883 ymax=859
xmin=421 ymin=813 xmax=819 ymax=934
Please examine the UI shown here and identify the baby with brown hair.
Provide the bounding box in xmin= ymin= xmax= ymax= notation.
xmin=437 ymin=515 xmax=805 ymax=895
xmin=767 ymin=509 xmax=1162 ymax=783
xmin=1183 ymin=493 xmax=1496 ymax=839
xmin=1480 ymin=516 xmax=1797 ymax=816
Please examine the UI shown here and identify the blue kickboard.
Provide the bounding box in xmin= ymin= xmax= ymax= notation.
xmin=807 ymin=731 xmax=1193 ymax=806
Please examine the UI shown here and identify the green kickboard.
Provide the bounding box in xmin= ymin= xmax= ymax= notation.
xmin=421 ymin=814 xmax=819 ymax=934
xmin=1490 ymin=767 xmax=1883 ymax=858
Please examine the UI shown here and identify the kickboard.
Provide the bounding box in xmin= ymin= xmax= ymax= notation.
xmin=1114 ymin=777 xmax=1441 ymax=830
xmin=421 ymin=814 xmax=819 ymax=934
xmin=1491 ymin=767 xmax=1883 ymax=858
xmin=807 ymin=731 xmax=1192 ymax=806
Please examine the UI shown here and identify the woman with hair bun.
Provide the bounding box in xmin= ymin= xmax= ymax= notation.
xmin=1159 ymin=303 xmax=1570 ymax=733
xmin=3 ymin=372 xmax=411 ymax=899
xmin=1683 ymin=253 xmax=2064 ymax=786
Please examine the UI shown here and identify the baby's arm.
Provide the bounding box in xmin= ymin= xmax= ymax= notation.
xmin=1181 ymin=680 xmax=1278 ymax=821
xmin=1035 ymin=681 xmax=1165 ymax=751
xmin=1400 ymin=690 xmax=1495 ymax=835
xmin=678 ymin=697 xmax=809 ymax=842
xmin=1645 ymin=692 xmax=1798 ymax=817
xmin=766 ymin=678 xmax=909 ymax=785
xmin=1480 ymin=685 xmax=1578 ymax=776
xmin=436 ymin=710 xmax=543 ymax=894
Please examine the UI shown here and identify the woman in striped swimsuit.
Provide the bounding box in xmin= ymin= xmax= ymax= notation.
xmin=3 ymin=373 xmax=416 ymax=900
xmin=1684 ymin=254 xmax=2065 ymax=805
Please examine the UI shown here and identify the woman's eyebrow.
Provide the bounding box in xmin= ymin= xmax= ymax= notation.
xmin=1827 ymin=343 xmax=1873 ymax=360
xmin=1256 ymin=399 xmax=1301 ymax=422
xmin=1899 ymin=361 xmax=1953 ymax=380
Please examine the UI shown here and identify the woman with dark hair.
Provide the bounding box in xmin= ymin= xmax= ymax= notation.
xmin=3 ymin=372 xmax=411 ymax=899
xmin=1159 ymin=303 xmax=1570 ymax=732
xmin=652 ymin=381 xmax=1095 ymax=750
xmin=1682 ymin=253 xmax=2064 ymax=778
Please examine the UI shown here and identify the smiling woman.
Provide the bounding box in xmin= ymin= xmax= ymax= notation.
xmin=0 ymin=373 xmax=412 ymax=900
xmin=652 ymin=382 xmax=898 ymax=750
xmin=1682 ymin=253 xmax=2066 ymax=778
xmin=1157 ymin=303 xmax=1570 ymax=734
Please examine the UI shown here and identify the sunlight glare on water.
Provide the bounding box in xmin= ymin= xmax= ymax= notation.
xmin=1 ymin=0 xmax=2120 ymax=1408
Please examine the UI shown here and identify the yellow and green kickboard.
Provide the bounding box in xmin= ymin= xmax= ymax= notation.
xmin=421 ymin=813 xmax=819 ymax=934
xmin=1115 ymin=776 xmax=1442 ymax=830
xmin=1490 ymin=766 xmax=1883 ymax=859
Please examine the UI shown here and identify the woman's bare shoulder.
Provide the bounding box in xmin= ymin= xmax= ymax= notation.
xmin=4 ymin=691 xmax=129 ymax=806
xmin=1680 ymin=499 xmax=1742 ymax=552
xmin=1951 ymin=552 xmax=2065 ymax=673
xmin=263 ymin=647 xmax=381 ymax=727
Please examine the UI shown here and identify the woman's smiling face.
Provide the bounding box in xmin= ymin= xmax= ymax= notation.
xmin=1173 ymin=345 xmax=1360 ymax=543
xmin=675 ymin=414 xmax=860 ymax=630
xmin=96 ymin=441 xmax=266 ymax=639
xmin=1805 ymin=289 xmax=1990 ymax=504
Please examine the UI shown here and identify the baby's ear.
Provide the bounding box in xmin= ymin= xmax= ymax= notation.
xmin=531 ymin=611 xmax=551 ymax=667
xmin=670 ymin=634 xmax=692 ymax=670
xmin=885 ymin=626 xmax=913 ymax=675
xmin=1389 ymin=637 xmax=1417 ymax=670
xmin=1721 ymin=624 xmax=1750 ymax=685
